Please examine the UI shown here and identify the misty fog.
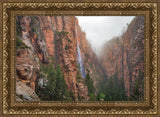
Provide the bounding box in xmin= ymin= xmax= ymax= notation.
xmin=76 ymin=16 xmax=135 ymax=54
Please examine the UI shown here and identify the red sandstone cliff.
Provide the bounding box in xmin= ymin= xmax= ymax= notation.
xmin=16 ymin=16 xmax=144 ymax=101
xmin=16 ymin=16 xmax=92 ymax=101
xmin=99 ymin=16 xmax=144 ymax=98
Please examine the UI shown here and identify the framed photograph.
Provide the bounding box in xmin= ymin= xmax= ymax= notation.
xmin=0 ymin=0 xmax=159 ymax=116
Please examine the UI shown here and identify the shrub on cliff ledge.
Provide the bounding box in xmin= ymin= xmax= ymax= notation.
xmin=16 ymin=37 xmax=30 ymax=49
xmin=56 ymin=30 xmax=69 ymax=36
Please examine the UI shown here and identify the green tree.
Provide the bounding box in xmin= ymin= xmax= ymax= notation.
xmin=129 ymin=69 xmax=144 ymax=101
xmin=105 ymin=73 xmax=127 ymax=101
xmin=85 ymin=69 xmax=95 ymax=100
xmin=36 ymin=61 xmax=71 ymax=101
xmin=55 ymin=64 xmax=70 ymax=100
xmin=76 ymin=68 xmax=81 ymax=82
xmin=97 ymin=72 xmax=127 ymax=101
xmin=96 ymin=92 xmax=105 ymax=101
xmin=36 ymin=62 xmax=56 ymax=100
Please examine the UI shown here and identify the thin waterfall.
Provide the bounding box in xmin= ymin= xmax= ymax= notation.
xmin=75 ymin=19 xmax=86 ymax=78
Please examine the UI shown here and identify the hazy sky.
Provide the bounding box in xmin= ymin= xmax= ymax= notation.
xmin=76 ymin=16 xmax=135 ymax=54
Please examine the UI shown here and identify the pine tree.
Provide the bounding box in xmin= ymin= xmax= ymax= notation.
xmin=46 ymin=68 xmax=56 ymax=100
xmin=129 ymin=69 xmax=144 ymax=101
xmin=36 ymin=60 xmax=71 ymax=101
xmin=85 ymin=69 xmax=95 ymax=100
xmin=97 ymin=72 xmax=127 ymax=101
xmin=55 ymin=64 xmax=70 ymax=101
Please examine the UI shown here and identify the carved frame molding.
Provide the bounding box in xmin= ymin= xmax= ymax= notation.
xmin=1 ymin=2 xmax=158 ymax=115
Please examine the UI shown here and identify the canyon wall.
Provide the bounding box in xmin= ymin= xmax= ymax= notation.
xmin=16 ymin=16 xmax=97 ymax=101
xmin=16 ymin=16 xmax=144 ymax=101
xmin=99 ymin=16 xmax=144 ymax=98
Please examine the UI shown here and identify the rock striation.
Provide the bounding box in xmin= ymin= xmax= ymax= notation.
xmin=16 ymin=16 xmax=144 ymax=101
xmin=16 ymin=16 xmax=94 ymax=101
xmin=99 ymin=16 xmax=144 ymax=97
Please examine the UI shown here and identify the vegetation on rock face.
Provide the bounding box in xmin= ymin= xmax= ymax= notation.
xmin=16 ymin=37 xmax=30 ymax=49
xmin=36 ymin=59 xmax=73 ymax=101
xmin=16 ymin=16 xmax=144 ymax=101
xmin=129 ymin=69 xmax=144 ymax=101
xmin=55 ymin=30 xmax=72 ymax=43
xmin=56 ymin=30 xmax=69 ymax=35
xmin=76 ymin=68 xmax=82 ymax=82
xmin=65 ymin=45 xmax=71 ymax=50
xmin=30 ymin=16 xmax=39 ymax=33
xmin=16 ymin=17 xmax=22 ymax=36
xmin=85 ymin=69 xmax=96 ymax=101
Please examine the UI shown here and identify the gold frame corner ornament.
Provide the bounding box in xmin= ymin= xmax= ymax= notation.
xmin=2 ymin=2 xmax=158 ymax=115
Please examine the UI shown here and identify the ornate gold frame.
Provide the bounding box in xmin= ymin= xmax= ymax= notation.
xmin=0 ymin=0 xmax=159 ymax=116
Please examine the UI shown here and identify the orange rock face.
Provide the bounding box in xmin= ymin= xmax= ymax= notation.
xmin=52 ymin=16 xmax=90 ymax=100
xmin=99 ymin=16 xmax=144 ymax=97
xmin=16 ymin=15 xmax=144 ymax=101
xmin=16 ymin=16 xmax=90 ymax=101
xmin=39 ymin=16 xmax=55 ymax=56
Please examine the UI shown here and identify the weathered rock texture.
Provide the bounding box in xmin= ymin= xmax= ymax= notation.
xmin=16 ymin=16 xmax=95 ymax=101
xmin=16 ymin=15 xmax=144 ymax=101
xmin=99 ymin=16 xmax=144 ymax=97
xmin=16 ymin=81 xmax=40 ymax=101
